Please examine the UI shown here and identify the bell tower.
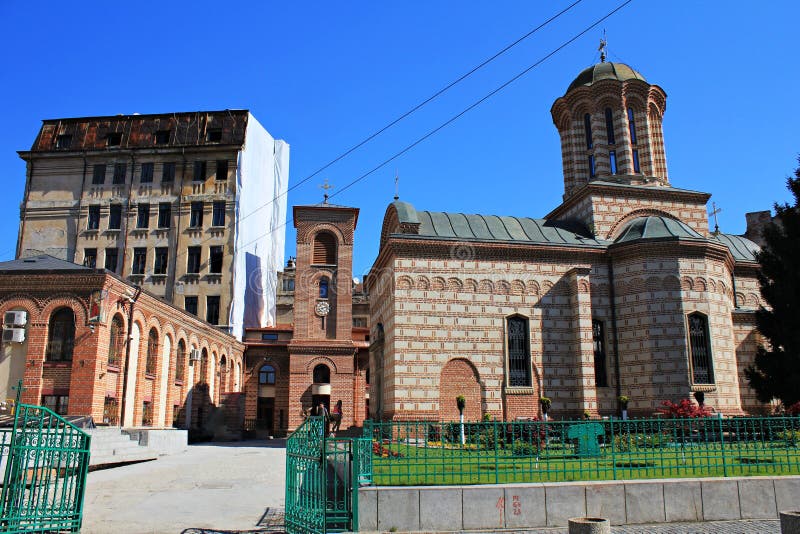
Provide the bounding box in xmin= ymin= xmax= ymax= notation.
xmin=550 ymin=60 xmax=669 ymax=199
xmin=287 ymin=200 xmax=360 ymax=430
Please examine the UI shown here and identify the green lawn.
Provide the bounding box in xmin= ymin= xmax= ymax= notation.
xmin=371 ymin=440 xmax=800 ymax=485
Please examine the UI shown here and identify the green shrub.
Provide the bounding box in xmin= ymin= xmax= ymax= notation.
xmin=511 ymin=440 xmax=539 ymax=457
xmin=777 ymin=429 xmax=800 ymax=447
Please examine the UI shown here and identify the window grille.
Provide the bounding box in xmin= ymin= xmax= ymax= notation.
xmin=313 ymin=232 xmax=336 ymax=264
xmin=689 ymin=313 xmax=714 ymax=384
xmin=507 ymin=316 xmax=531 ymax=387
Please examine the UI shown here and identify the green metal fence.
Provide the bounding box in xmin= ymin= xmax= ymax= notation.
xmin=365 ymin=416 xmax=800 ymax=485
xmin=286 ymin=418 xmax=370 ymax=534
xmin=0 ymin=403 xmax=91 ymax=533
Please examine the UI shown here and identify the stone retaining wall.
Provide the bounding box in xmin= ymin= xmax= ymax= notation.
xmin=358 ymin=476 xmax=800 ymax=532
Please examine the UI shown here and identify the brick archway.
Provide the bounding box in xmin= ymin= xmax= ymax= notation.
xmin=439 ymin=358 xmax=481 ymax=422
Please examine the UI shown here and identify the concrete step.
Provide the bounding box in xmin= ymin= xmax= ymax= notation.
xmin=87 ymin=428 xmax=158 ymax=467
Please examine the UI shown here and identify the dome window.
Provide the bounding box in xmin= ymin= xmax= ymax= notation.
xmin=632 ymin=149 xmax=641 ymax=173
xmin=627 ymin=107 xmax=637 ymax=144
xmin=605 ymin=108 xmax=615 ymax=145
xmin=609 ymin=150 xmax=618 ymax=175
xmin=583 ymin=114 xmax=593 ymax=149
xmin=588 ymin=155 xmax=596 ymax=178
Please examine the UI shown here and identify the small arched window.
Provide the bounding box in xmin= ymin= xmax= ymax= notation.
xmin=145 ymin=328 xmax=158 ymax=375
xmin=46 ymin=307 xmax=75 ymax=362
xmin=319 ymin=277 xmax=329 ymax=299
xmin=688 ymin=312 xmax=714 ymax=384
xmin=313 ymin=232 xmax=337 ymax=264
xmin=259 ymin=364 xmax=276 ymax=385
xmin=605 ymin=108 xmax=615 ymax=145
xmin=108 ymin=314 xmax=124 ymax=366
xmin=175 ymin=339 xmax=186 ymax=381
xmin=313 ymin=364 xmax=330 ymax=384
xmin=583 ymin=113 xmax=593 ymax=149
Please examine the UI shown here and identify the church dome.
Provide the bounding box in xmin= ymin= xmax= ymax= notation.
xmin=567 ymin=62 xmax=647 ymax=92
xmin=614 ymin=216 xmax=702 ymax=243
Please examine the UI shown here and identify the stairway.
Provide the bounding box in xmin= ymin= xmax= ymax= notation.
xmin=87 ymin=427 xmax=158 ymax=469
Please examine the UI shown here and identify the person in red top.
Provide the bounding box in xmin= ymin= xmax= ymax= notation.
xmin=331 ymin=399 xmax=343 ymax=435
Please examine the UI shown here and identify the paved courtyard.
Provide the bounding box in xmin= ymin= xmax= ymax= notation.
xmin=82 ymin=439 xmax=782 ymax=533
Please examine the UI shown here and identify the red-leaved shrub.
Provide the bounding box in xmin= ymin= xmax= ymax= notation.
xmin=657 ymin=399 xmax=711 ymax=418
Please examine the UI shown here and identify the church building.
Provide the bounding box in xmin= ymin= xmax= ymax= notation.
xmin=366 ymin=60 xmax=767 ymax=421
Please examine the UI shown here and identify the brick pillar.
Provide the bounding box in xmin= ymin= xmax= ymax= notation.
xmin=568 ymin=267 xmax=598 ymax=416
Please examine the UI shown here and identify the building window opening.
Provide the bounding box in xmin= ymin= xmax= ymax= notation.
xmin=113 ymin=163 xmax=127 ymax=184
xmin=627 ymin=107 xmax=637 ymax=144
xmin=145 ymin=328 xmax=158 ymax=376
xmin=108 ymin=315 xmax=124 ymax=366
xmin=187 ymin=246 xmax=201 ymax=274
xmin=209 ymin=246 xmax=223 ymax=274
xmin=140 ymin=162 xmax=154 ymax=183
xmin=313 ymin=364 xmax=330 ymax=384
xmin=589 ymin=155 xmax=596 ymax=178
xmin=206 ymin=296 xmax=220 ymax=325
xmin=212 ymin=201 xmax=226 ymax=227
xmin=56 ymin=134 xmax=72 ymax=149
xmin=259 ymin=364 xmax=276 ymax=385
xmin=193 ymin=161 xmax=206 ymax=182
xmin=137 ymin=204 xmax=150 ymax=229
xmin=605 ymin=108 xmax=615 ymax=145
xmin=313 ymin=232 xmax=337 ymax=264
xmin=507 ymin=316 xmax=532 ymax=387
xmin=592 ymin=320 xmax=608 ymax=387
xmin=632 ymin=149 xmax=641 ymax=173
xmin=108 ymin=203 xmax=122 ymax=230
xmin=142 ymin=401 xmax=153 ymax=426
xmin=206 ymin=129 xmax=222 ymax=142
xmin=154 ymin=247 xmax=168 ymax=275
xmin=184 ymin=296 xmax=198 ymax=316
xmin=42 ymin=395 xmax=69 ymax=416
xmin=609 ymin=150 xmax=617 ymax=175
xmin=216 ymin=160 xmax=228 ymax=181
xmin=319 ymin=277 xmax=329 ymax=299
xmin=103 ymin=396 xmax=118 ymax=425
xmin=584 ymin=113 xmax=593 ymax=149
xmin=46 ymin=307 xmax=75 ymax=362
xmin=105 ymin=248 xmax=119 ymax=272
xmin=154 ymin=130 xmax=171 ymax=145
xmin=190 ymin=202 xmax=204 ymax=228
xmin=175 ymin=339 xmax=186 ymax=381
xmin=87 ymin=205 xmax=100 ymax=230
xmin=688 ymin=312 xmax=714 ymax=384
xmin=106 ymin=133 xmax=122 ymax=147
xmin=92 ymin=164 xmax=106 ymax=185
xmin=162 ymin=162 xmax=175 ymax=182
xmin=132 ymin=248 xmax=147 ymax=274
xmin=158 ymin=202 xmax=171 ymax=228
xmin=83 ymin=248 xmax=97 ymax=268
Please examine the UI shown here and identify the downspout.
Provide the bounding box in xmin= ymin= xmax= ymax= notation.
xmin=607 ymin=257 xmax=622 ymax=401
xmin=119 ymin=285 xmax=142 ymax=426
xmin=120 ymin=153 xmax=135 ymax=275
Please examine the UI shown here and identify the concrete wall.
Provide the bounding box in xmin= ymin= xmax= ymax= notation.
xmin=358 ymin=476 xmax=800 ymax=532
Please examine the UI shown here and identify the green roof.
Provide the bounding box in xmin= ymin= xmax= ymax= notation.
xmin=711 ymin=233 xmax=760 ymax=262
xmin=414 ymin=210 xmax=605 ymax=246
xmin=0 ymin=255 xmax=95 ymax=273
xmin=614 ymin=216 xmax=703 ymax=243
xmin=567 ymin=62 xmax=647 ymax=92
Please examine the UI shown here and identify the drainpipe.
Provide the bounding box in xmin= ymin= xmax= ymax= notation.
xmin=607 ymin=258 xmax=622 ymax=401
xmin=119 ymin=285 xmax=142 ymax=426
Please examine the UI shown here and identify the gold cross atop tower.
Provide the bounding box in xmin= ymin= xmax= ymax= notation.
xmin=319 ymin=178 xmax=333 ymax=204
xmin=599 ymin=31 xmax=607 ymax=63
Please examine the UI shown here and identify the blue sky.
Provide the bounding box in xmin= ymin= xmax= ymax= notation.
xmin=1 ymin=1 xmax=798 ymax=278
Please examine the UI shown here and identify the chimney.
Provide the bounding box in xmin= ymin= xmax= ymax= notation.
xmin=744 ymin=211 xmax=773 ymax=247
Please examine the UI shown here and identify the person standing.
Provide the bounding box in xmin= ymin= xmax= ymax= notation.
xmin=331 ymin=399 xmax=343 ymax=435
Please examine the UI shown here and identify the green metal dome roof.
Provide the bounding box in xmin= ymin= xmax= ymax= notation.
xmin=567 ymin=62 xmax=647 ymax=92
xmin=614 ymin=216 xmax=703 ymax=243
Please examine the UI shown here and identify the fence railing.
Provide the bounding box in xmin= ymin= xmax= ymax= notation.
xmin=364 ymin=416 xmax=800 ymax=486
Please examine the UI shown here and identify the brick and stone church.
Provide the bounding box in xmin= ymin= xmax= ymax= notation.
xmin=366 ymin=60 xmax=770 ymax=421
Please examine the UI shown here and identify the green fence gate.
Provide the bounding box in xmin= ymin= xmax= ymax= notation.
xmin=286 ymin=417 xmax=371 ymax=534
xmin=0 ymin=403 xmax=91 ymax=533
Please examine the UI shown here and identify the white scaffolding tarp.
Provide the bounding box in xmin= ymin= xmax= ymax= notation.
xmin=229 ymin=114 xmax=289 ymax=339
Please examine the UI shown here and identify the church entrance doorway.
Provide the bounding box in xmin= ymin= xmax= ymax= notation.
xmin=257 ymin=397 xmax=274 ymax=431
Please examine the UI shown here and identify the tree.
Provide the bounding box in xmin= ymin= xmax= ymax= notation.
xmin=745 ymin=161 xmax=800 ymax=408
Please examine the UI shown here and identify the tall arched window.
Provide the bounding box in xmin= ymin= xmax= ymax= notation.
xmin=46 ymin=307 xmax=75 ymax=362
xmin=259 ymin=364 xmax=276 ymax=385
xmin=319 ymin=277 xmax=329 ymax=299
xmin=592 ymin=320 xmax=608 ymax=387
xmin=507 ymin=316 xmax=531 ymax=387
xmin=583 ymin=113 xmax=593 ymax=149
xmin=313 ymin=232 xmax=336 ymax=264
xmin=627 ymin=107 xmax=637 ymax=143
xmin=688 ymin=313 xmax=714 ymax=384
xmin=604 ymin=107 xmax=615 ymax=144
xmin=175 ymin=339 xmax=186 ymax=381
xmin=108 ymin=314 xmax=124 ymax=366
xmin=313 ymin=364 xmax=330 ymax=384
xmin=145 ymin=328 xmax=158 ymax=376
